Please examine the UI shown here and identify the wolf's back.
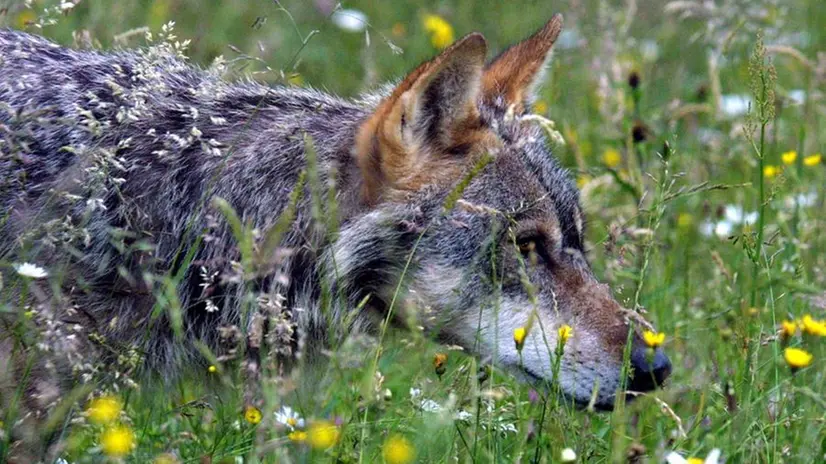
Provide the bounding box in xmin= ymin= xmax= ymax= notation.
xmin=0 ymin=28 xmax=365 ymax=221
xmin=0 ymin=29 xmax=98 ymax=208
xmin=0 ymin=28 xmax=369 ymax=369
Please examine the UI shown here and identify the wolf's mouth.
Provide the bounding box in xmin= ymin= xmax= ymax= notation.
xmin=518 ymin=367 xmax=619 ymax=411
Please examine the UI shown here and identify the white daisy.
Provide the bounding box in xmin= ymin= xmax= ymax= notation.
xmin=666 ymin=449 xmax=721 ymax=464
xmin=13 ymin=262 xmax=49 ymax=279
xmin=274 ymin=405 xmax=304 ymax=431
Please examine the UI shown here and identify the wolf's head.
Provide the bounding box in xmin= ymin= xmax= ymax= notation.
xmin=343 ymin=15 xmax=670 ymax=409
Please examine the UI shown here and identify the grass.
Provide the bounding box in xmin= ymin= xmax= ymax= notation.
xmin=1 ymin=0 xmax=826 ymax=462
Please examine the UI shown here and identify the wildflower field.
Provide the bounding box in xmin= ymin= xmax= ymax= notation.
xmin=2 ymin=0 xmax=826 ymax=462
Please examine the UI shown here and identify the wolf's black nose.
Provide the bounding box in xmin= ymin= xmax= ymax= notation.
xmin=627 ymin=347 xmax=672 ymax=392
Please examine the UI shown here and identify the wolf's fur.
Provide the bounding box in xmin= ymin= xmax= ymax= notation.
xmin=0 ymin=15 xmax=670 ymax=457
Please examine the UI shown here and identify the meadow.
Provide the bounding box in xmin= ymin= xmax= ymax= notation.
xmin=1 ymin=0 xmax=826 ymax=462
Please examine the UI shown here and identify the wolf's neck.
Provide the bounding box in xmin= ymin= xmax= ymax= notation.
xmin=226 ymin=87 xmax=387 ymax=347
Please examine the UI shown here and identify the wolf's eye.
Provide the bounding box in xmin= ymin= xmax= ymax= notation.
xmin=517 ymin=239 xmax=537 ymax=255
xmin=516 ymin=233 xmax=554 ymax=264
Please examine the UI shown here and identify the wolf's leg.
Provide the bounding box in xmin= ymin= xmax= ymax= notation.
xmin=1 ymin=326 xmax=77 ymax=462
xmin=0 ymin=297 xmax=105 ymax=463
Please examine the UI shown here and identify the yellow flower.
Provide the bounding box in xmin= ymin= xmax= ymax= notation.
xmin=576 ymin=175 xmax=591 ymax=189
xmin=208 ymin=365 xmax=217 ymax=373
xmin=87 ymin=396 xmax=122 ymax=425
xmin=784 ymin=347 xmax=813 ymax=369
xmin=533 ymin=101 xmax=548 ymax=114
xmin=244 ymin=406 xmax=262 ymax=425
xmin=288 ymin=430 xmax=308 ymax=442
xmin=801 ymin=315 xmax=826 ymax=336
xmin=642 ymin=330 xmax=665 ymax=348
xmin=687 ymin=458 xmax=704 ymax=464
xmin=601 ymin=148 xmax=621 ymax=168
xmin=780 ymin=320 xmax=797 ymax=338
xmin=307 ymin=420 xmax=339 ymax=449
xmin=557 ymin=325 xmax=573 ymax=344
xmin=423 ymin=14 xmax=454 ymax=49
xmin=677 ymin=213 xmax=694 ymax=228
xmin=101 ymin=425 xmax=135 ymax=457
xmin=781 ymin=151 xmax=797 ymax=165
xmin=382 ymin=434 xmax=415 ymax=464
xmin=803 ymin=154 xmax=822 ymax=167
xmin=763 ymin=165 xmax=780 ymax=179
xmin=513 ymin=327 xmax=527 ymax=351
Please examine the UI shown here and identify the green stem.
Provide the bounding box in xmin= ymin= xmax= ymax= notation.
xmin=750 ymin=76 xmax=768 ymax=308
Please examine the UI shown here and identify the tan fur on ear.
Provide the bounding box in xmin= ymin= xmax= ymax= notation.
xmin=482 ymin=14 xmax=563 ymax=110
xmin=356 ymin=33 xmax=495 ymax=205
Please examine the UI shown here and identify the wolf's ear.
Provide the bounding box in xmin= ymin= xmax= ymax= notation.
xmin=482 ymin=15 xmax=562 ymax=110
xmin=356 ymin=33 xmax=488 ymax=205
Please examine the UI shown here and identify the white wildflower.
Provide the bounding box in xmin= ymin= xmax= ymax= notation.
xmin=274 ymin=405 xmax=305 ymax=431
xmin=331 ymin=9 xmax=367 ymax=32
xmin=720 ymin=94 xmax=751 ymax=117
xmin=419 ymin=399 xmax=442 ymax=413
xmin=454 ymin=410 xmax=473 ymax=422
xmin=666 ymin=449 xmax=721 ymax=464
xmin=723 ymin=204 xmax=757 ymax=225
xmin=713 ymin=220 xmax=733 ymax=238
xmin=788 ymin=89 xmax=806 ymax=106
xmin=14 ymin=263 xmax=49 ymax=279
xmin=701 ymin=204 xmax=758 ymax=238
xmin=784 ymin=191 xmax=817 ymax=208
xmin=560 ymin=447 xmax=577 ymax=462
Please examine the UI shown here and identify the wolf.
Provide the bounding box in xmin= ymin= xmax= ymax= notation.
xmin=0 ymin=14 xmax=670 ymax=457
